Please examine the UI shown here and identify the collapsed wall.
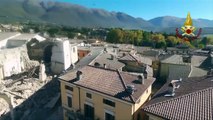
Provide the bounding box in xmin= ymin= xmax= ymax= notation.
xmin=0 ymin=45 xmax=39 ymax=80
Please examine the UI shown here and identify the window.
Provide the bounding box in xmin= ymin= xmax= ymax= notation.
xmin=65 ymin=85 xmax=73 ymax=92
xmin=84 ymin=104 xmax=94 ymax=120
xmin=103 ymin=99 xmax=115 ymax=107
xmin=105 ymin=110 xmax=115 ymax=120
xmin=67 ymin=96 xmax=72 ymax=108
xmin=86 ymin=93 xmax=92 ymax=99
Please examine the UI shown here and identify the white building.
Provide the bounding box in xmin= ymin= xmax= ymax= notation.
xmin=0 ymin=32 xmax=45 ymax=49
xmin=51 ymin=40 xmax=78 ymax=74
xmin=6 ymin=33 xmax=45 ymax=48
xmin=0 ymin=32 xmax=44 ymax=79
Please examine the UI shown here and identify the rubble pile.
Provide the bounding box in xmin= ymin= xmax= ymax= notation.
xmin=0 ymin=67 xmax=52 ymax=118
xmin=20 ymin=48 xmax=39 ymax=71
xmin=0 ymin=98 xmax=9 ymax=115
xmin=0 ymin=76 xmax=61 ymax=120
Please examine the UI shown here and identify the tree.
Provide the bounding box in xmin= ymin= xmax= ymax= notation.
xmin=47 ymin=28 xmax=59 ymax=37
xmin=133 ymin=30 xmax=143 ymax=45
xmin=151 ymin=34 xmax=166 ymax=48
xmin=142 ymin=31 xmax=152 ymax=46
xmin=166 ymin=36 xmax=178 ymax=47
xmin=198 ymin=44 xmax=205 ymax=49
xmin=184 ymin=41 xmax=194 ymax=48
xmin=67 ymin=32 xmax=76 ymax=39
xmin=106 ymin=29 xmax=124 ymax=43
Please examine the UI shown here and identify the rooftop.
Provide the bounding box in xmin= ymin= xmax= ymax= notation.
xmin=144 ymin=87 xmax=213 ymax=120
xmin=119 ymin=53 xmax=152 ymax=66
xmin=59 ymin=66 xmax=155 ymax=103
xmin=143 ymin=75 xmax=213 ymax=120
xmin=161 ymin=55 xmax=207 ymax=66
xmin=0 ymin=32 xmax=20 ymax=41
xmin=167 ymin=65 xmax=191 ymax=80
xmin=11 ymin=33 xmax=37 ymax=40
xmin=90 ymin=52 xmax=125 ymax=70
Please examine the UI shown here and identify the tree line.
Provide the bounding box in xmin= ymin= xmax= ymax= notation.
xmin=106 ymin=28 xmax=213 ymax=48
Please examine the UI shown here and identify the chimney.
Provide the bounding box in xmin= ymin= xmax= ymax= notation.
xmin=76 ymin=71 xmax=83 ymax=80
xmin=138 ymin=74 xmax=145 ymax=84
xmin=165 ymin=83 xmax=176 ymax=97
xmin=126 ymin=85 xmax=135 ymax=95
xmin=103 ymin=64 xmax=106 ymax=69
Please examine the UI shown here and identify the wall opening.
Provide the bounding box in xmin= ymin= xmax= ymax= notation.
xmin=43 ymin=45 xmax=54 ymax=63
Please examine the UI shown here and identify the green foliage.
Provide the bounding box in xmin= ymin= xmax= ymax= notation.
xmin=47 ymin=28 xmax=59 ymax=37
xmin=106 ymin=29 xmax=144 ymax=45
xmin=67 ymin=32 xmax=75 ymax=39
xmin=184 ymin=41 xmax=195 ymax=48
xmin=198 ymin=44 xmax=205 ymax=49
xmin=151 ymin=34 xmax=166 ymax=48
xmin=106 ymin=29 xmax=124 ymax=43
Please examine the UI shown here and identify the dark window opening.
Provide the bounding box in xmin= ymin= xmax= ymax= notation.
xmin=105 ymin=112 xmax=115 ymax=120
xmin=84 ymin=104 xmax=94 ymax=120
xmin=65 ymin=85 xmax=73 ymax=91
xmin=67 ymin=96 xmax=72 ymax=108
xmin=86 ymin=93 xmax=92 ymax=99
xmin=103 ymin=99 xmax=115 ymax=107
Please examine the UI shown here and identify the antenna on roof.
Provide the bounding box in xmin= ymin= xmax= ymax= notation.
xmin=164 ymin=81 xmax=180 ymax=97
xmin=126 ymin=85 xmax=136 ymax=95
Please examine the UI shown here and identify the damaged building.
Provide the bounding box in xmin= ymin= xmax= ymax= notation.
xmin=0 ymin=32 xmax=45 ymax=79
xmin=0 ymin=32 xmax=47 ymax=118
xmin=27 ymin=38 xmax=78 ymax=74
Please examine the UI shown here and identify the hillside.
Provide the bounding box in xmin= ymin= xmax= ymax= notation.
xmin=0 ymin=0 xmax=212 ymax=32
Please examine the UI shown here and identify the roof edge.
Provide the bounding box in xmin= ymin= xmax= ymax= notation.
xmin=117 ymin=70 xmax=135 ymax=103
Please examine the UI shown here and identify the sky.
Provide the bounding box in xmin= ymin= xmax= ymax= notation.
xmin=55 ymin=0 xmax=213 ymax=20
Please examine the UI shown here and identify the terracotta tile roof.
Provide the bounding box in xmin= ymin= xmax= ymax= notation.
xmin=119 ymin=53 xmax=138 ymax=62
xmin=59 ymin=66 xmax=155 ymax=103
xmin=143 ymin=76 xmax=213 ymax=120
xmin=119 ymin=53 xmax=152 ymax=66
xmin=90 ymin=52 xmax=125 ymax=70
xmin=144 ymin=87 xmax=213 ymax=120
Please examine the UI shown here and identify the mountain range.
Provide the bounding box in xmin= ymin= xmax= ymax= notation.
xmin=0 ymin=0 xmax=213 ymax=33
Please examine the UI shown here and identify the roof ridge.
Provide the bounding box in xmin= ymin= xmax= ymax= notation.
xmin=129 ymin=53 xmax=139 ymax=62
xmin=87 ymin=65 xmax=117 ymax=72
xmin=144 ymin=87 xmax=213 ymax=109
xmin=88 ymin=52 xmax=103 ymax=65
xmin=117 ymin=70 xmax=135 ymax=103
